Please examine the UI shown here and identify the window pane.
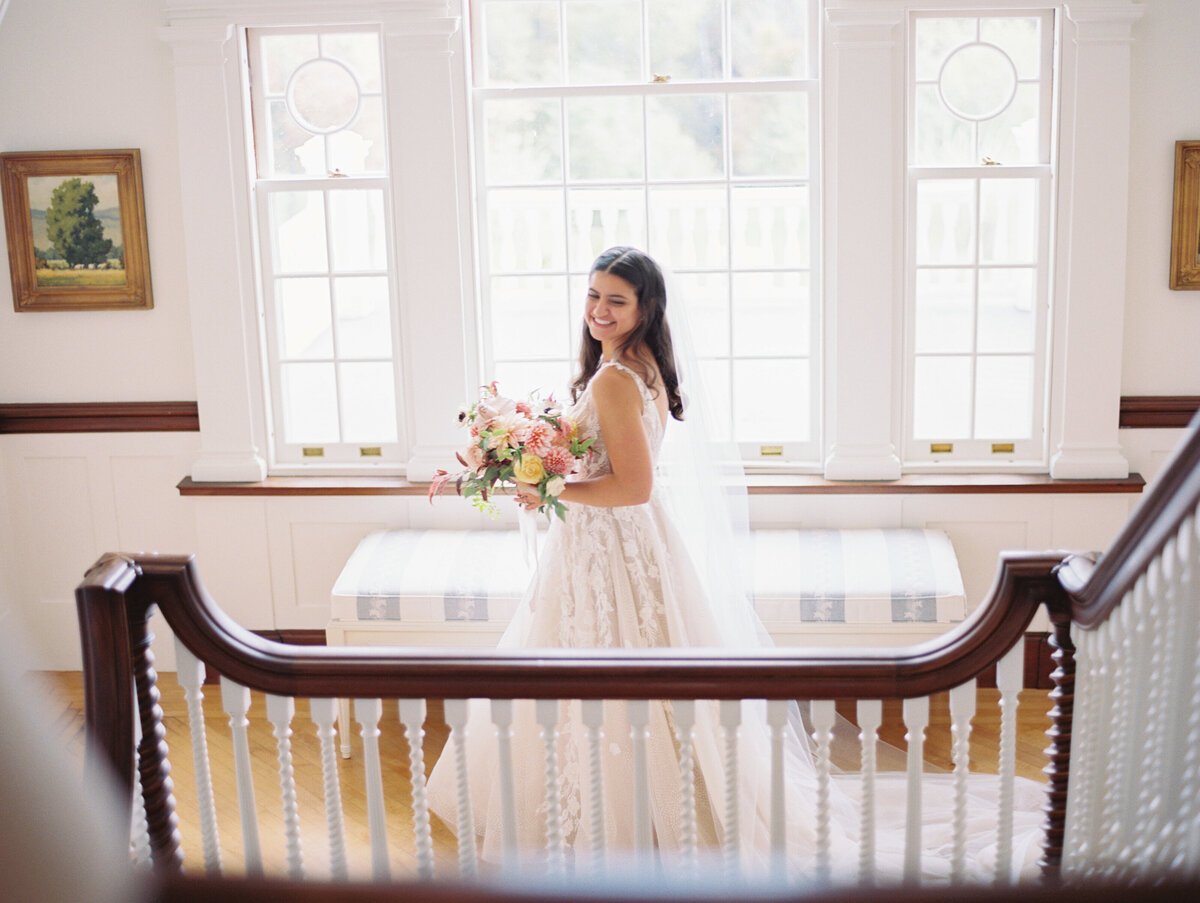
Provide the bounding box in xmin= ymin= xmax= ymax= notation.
xmin=731 ymin=93 xmax=808 ymax=179
xmin=649 ymin=0 xmax=723 ymax=81
xmin=261 ymin=33 xmax=318 ymax=96
xmin=731 ymin=185 xmax=808 ymax=268
xmin=494 ymin=360 xmax=572 ymax=403
xmin=916 ymin=180 xmax=976 ymax=266
xmin=270 ymin=192 xmax=328 ymax=274
xmin=281 ymin=362 xmax=339 ymax=443
xmin=938 ymin=43 xmax=1016 ymax=122
xmin=339 ymin=362 xmax=397 ymax=443
xmin=321 ymin=32 xmax=382 ymax=93
xmin=913 ymin=356 xmax=972 ymax=438
xmin=698 ymin=358 xmax=732 ymax=438
xmin=733 ymin=359 xmax=809 ymax=442
xmin=981 ymin=17 xmax=1041 ymax=80
xmin=977 ymin=268 xmax=1035 ymax=353
xmin=329 ymin=190 xmax=386 ymax=271
xmin=914 ymin=17 xmax=975 ymax=82
xmin=980 ymin=179 xmax=1036 ymax=264
xmin=269 ymin=99 xmax=317 ymax=176
xmin=674 ymin=272 xmax=729 ymax=358
xmin=490 ymin=275 xmax=571 ymax=361
xmin=568 ymin=188 xmax=647 ymax=270
xmin=914 ymin=85 xmax=973 ymax=166
xmin=731 ymin=0 xmax=808 ymax=79
xmin=732 ymin=272 xmax=809 ymax=356
xmin=566 ymin=1 xmax=642 ymax=85
xmin=334 ymin=97 xmax=386 ymax=174
xmin=485 ymin=1 xmax=561 ymax=86
xmin=334 ymin=276 xmax=392 ymax=359
xmin=288 ymin=58 xmax=360 ymax=134
xmin=974 ymin=356 xmax=1033 ymax=438
xmin=649 ymin=186 xmax=727 ymax=269
xmin=647 ymin=94 xmax=725 ymax=180
xmin=486 ymin=98 xmax=563 ymax=184
xmin=978 ymin=84 xmax=1040 ymax=164
xmin=488 ymin=189 xmax=567 ymax=272
xmin=567 ymin=96 xmax=643 ymax=181
xmin=914 ymin=268 xmax=974 ymax=354
xmin=278 ymin=278 xmax=332 ymax=359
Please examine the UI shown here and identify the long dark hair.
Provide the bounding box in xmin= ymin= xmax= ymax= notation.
xmin=571 ymin=246 xmax=684 ymax=421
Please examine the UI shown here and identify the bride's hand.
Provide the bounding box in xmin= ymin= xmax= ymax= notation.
xmin=514 ymin=481 xmax=541 ymax=511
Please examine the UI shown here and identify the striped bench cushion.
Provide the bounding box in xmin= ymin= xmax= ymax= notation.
xmin=330 ymin=528 xmax=965 ymax=626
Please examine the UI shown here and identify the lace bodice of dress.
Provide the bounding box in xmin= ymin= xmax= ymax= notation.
xmin=569 ymin=360 xmax=664 ymax=482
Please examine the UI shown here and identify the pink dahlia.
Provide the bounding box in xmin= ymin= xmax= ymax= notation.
xmin=542 ymin=445 xmax=576 ymax=476
xmin=523 ymin=419 xmax=556 ymax=457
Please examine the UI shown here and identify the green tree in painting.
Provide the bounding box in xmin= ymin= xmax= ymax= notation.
xmin=45 ymin=178 xmax=112 ymax=266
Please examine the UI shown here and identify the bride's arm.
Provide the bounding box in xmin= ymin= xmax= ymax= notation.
xmin=518 ymin=366 xmax=653 ymax=509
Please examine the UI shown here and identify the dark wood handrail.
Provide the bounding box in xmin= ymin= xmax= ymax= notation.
xmin=1060 ymin=411 xmax=1200 ymax=628
xmin=76 ymin=548 xmax=1073 ymax=879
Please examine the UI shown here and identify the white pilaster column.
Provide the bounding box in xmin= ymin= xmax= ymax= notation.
xmin=822 ymin=8 xmax=905 ymax=481
xmin=1049 ymin=1 xmax=1143 ymax=479
xmin=159 ymin=24 xmax=268 ymax=482
xmin=382 ymin=16 xmax=475 ymax=482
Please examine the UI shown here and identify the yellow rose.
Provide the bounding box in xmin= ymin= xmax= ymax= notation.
xmin=512 ymin=453 xmax=545 ymax=484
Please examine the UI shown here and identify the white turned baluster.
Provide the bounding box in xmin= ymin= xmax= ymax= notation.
xmin=399 ymin=699 xmax=434 ymax=880
xmin=581 ymin=699 xmax=607 ymax=874
xmin=1132 ymin=559 xmax=1167 ymax=864
xmin=130 ymin=695 xmax=152 ymax=868
xmin=719 ymin=699 xmax=743 ymax=878
xmin=1096 ymin=602 xmax=1131 ymax=876
xmin=766 ymin=699 xmax=789 ymax=882
xmin=857 ymin=699 xmax=883 ymax=885
xmin=443 ymin=699 xmax=478 ymax=879
xmin=339 ymin=699 xmax=353 ymax=759
xmin=174 ymin=640 xmax=221 ymax=874
xmin=1181 ymin=513 xmax=1200 ymax=876
xmin=811 ymin=700 xmax=836 ymax=884
xmin=994 ymin=643 xmax=1024 ymax=885
xmin=536 ymin=699 xmax=566 ymax=876
xmin=1068 ymin=628 xmax=1102 ymax=876
xmin=674 ymin=700 xmax=699 ymax=873
xmin=220 ymin=677 xmax=262 ymax=875
xmin=1160 ymin=528 xmax=1197 ymax=871
xmin=628 ymin=700 xmax=653 ymax=862
xmin=948 ymin=680 xmax=976 ymax=884
xmin=1116 ymin=574 xmax=1152 ymax=873
xmin=902 ymin=696 xmax=930 ymax=884
xmin=490 ymin=699 xmax=519 ymax=874
xmin=355 ymin=698 xmax=390 ymax=881
xmin=265 ymin=694 xmax=304 ymax=880
xmin=309 ymin=698 xmax=348 ymax=881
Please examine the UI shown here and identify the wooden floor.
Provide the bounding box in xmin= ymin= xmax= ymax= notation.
xmin=33 ymin=670 xmax=1056 ymax=881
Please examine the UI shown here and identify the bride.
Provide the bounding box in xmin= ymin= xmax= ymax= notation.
xmin=425 ymin=246 xmax=1044 ymax=881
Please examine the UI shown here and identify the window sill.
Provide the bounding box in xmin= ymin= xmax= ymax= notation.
xmin=177 ymin=473 xmax=1145 ymax=497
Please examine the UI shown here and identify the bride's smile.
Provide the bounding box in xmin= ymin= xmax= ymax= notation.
xmin=586 ymin=269 xmax=640 ymax=352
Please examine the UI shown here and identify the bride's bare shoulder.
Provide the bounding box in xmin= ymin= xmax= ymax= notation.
xmin=590 ymin=363 xmax=643 ymax=411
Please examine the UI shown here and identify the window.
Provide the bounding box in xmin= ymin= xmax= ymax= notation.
xmin=472 ymin=0 xmax=820 ymax=463
xmin=903 ymin=11 xmax=1055 ymax=466
xmin=246 ymin=27 xmax=403 ymax=469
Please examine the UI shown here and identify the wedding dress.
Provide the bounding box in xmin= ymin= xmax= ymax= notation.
xmin=425 ymin=360 xmax=1046 ymax=883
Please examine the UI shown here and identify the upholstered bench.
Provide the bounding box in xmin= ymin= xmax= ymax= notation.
xmin=326 ymin=526 xmax=965 ymax=754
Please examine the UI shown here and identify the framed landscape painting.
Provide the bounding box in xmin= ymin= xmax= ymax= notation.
xmin=1 ymin=149 xmax=153 ymax=311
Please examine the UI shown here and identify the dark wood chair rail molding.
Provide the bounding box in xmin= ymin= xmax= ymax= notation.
xmin=1119 ymin=395 xmax=1200 ymax=428
xmin=0 ymin=401 xmax=199 ymax=433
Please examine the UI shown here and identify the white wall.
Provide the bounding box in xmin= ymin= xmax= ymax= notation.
xmin=1122 ymin=0 xmax=1200 ymax=395
xmin=0 ymin=0 xmax=195 ymax=402
xmin=0 ymin=0 xmax=1195 ymax=670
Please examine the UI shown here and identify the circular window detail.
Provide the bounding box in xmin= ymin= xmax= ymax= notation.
xmin=938 ymin=42 xmax=1018 ymax=122
xmin=287 ymin=58 xmax=361 ymax=135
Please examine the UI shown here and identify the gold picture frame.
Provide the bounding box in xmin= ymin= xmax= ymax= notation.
xmin=1 ymin=149 xmax=153 ymax=311
xmin=1170 ymin=140 xmax=1200 ymax=290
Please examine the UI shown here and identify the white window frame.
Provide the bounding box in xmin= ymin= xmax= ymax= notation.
xmin=468 ymin=0 xmax=823 ymax=466
xmin=902 ymin=8 xmax=1056 ymax=468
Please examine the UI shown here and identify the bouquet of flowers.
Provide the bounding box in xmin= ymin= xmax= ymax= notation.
xmin=428 ymin=382 xmax=593 ymax=520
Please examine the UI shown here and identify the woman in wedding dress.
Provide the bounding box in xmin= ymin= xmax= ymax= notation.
xmin=425 ymin=247 xmax=1045 ymax=882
